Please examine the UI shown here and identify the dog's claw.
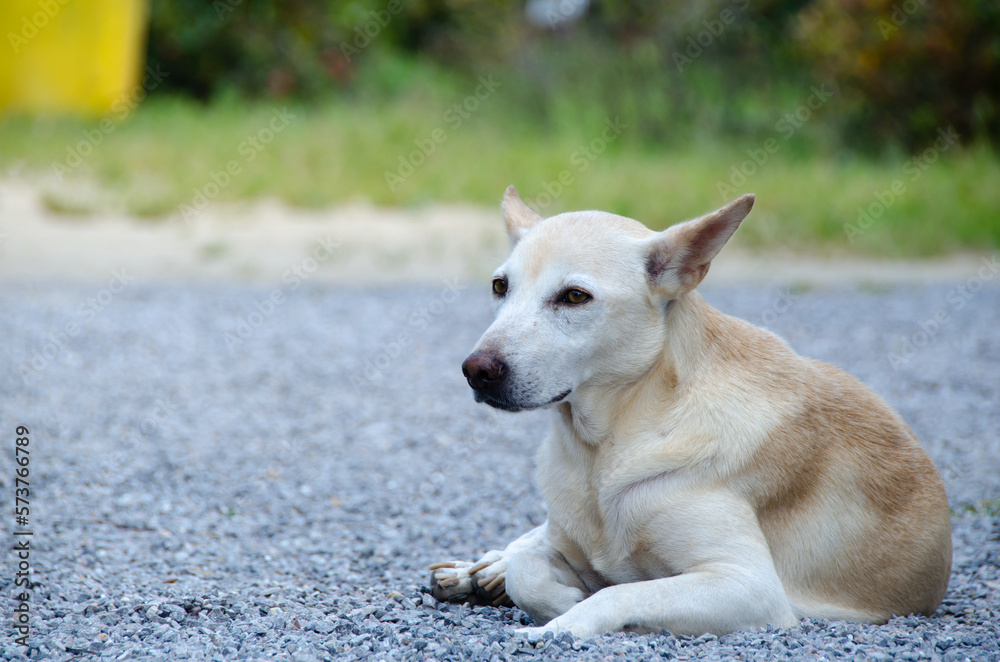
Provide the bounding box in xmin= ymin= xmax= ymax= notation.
xmin=428 ymin=562 xmax=475 ymax=603
xmin=428 ymin=552 xmax=514 ymax=608
xmin=482 ymin=574 xmax=504 ymax=592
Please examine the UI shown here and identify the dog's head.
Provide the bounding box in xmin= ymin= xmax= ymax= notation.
xmin=462 ymin=186 xmax=754 ymax=412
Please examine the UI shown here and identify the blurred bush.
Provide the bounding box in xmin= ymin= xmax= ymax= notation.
xmin=148 ymin=0 xmax=348 ymax=98
xmin=147 ymin=0 xmax=471 ymax=99
xmin=146 ymin=0 xmax=999 ymax=149
xmin=796 ymin=0 xmax=1000 ymax=149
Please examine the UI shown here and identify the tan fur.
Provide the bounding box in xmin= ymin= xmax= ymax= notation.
xmin=430 ymin=189 xmax=951 ymax=639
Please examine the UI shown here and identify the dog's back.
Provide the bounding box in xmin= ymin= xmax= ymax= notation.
xmin=689 ymin=296 xmax=952 ymax=621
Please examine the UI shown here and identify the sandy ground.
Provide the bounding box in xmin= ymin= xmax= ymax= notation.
xmin=0 ymin=177 xmax=993 ymax=287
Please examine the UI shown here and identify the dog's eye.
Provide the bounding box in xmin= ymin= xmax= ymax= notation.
xmin=492 ymin=278 xmax=508 ymax=296
xmin=562 ymin=289 xmax=591 ymax=305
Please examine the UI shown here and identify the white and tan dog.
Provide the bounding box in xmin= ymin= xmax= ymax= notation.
xmin=430 ymin=187 xmax=951 ymax=639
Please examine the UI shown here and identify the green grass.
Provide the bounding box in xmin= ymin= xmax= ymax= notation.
xmin=953 ymin=498 xmax=1000 ymax=518
xmin=2 ymin=93 xmax=998 ymax=257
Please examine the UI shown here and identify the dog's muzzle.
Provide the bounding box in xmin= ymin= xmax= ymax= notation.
xmin=462 ymin=351 xmax=507 ymax=394
xmin=462 ymin=351 xmax=570 ymax=412
xmin=462 ymin=351 xmax=527 ymax=411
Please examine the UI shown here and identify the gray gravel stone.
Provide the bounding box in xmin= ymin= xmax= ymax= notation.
xmin=0 ymin=281 xmax=997 ymax=661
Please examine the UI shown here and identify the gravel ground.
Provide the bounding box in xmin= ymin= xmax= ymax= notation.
xmin=1 ymin=280 xmax=998 ymax=661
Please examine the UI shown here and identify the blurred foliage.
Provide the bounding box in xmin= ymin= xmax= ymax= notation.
xmin=147 ymin=0 xmax=354 ymax=98
xmin=3 ymin=95 xmax=998 ymax=256
xmin=797 ymin=0 xmax=1000 ymax=150
xmin=143 ymin=0 xmax=997 ymax=150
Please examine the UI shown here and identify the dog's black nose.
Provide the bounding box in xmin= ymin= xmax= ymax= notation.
xmin=462 ymin=352 xmax=507 ymax=392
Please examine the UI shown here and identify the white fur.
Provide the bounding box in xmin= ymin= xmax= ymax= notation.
xmin=430 ymin=188 xmax=951 ymax=640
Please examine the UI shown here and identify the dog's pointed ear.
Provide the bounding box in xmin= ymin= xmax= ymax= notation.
xmin=502 ymin=186 xmax=542 ymax=246
xmin=645 ymin=194 xmax=754 ymax=297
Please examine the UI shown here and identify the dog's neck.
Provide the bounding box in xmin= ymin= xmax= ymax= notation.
xmin=556 ymin=291 xmax=720 ymax=446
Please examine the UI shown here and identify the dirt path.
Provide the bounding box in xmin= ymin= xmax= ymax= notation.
xmin=0 ymin=178 xmax=991 ymax=286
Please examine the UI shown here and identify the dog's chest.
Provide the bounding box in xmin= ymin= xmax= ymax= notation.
xmin=538 ymin=435 xmax=659 ymax=584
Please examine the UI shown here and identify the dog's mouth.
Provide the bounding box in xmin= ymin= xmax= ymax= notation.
xmin=475 ymin=389 xmax=571 ymax=412
xmin=474 ymin=391 xmax=523 ymax=412
xmin=549 ymin=389 xmax=571 ymax=404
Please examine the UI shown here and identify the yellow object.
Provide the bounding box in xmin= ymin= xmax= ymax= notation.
xmin=0 ymin=0 xmax=149 ymax=116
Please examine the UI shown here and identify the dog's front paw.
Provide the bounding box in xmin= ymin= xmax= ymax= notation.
xmin=515 ymin=618 xmax=595 ymax=641
xmin=514 ymin=625 xmax=548 ymax=642
xmin=466 ymin=550 xmax=512 ymax=606
xmin=429 ymin=560 xmax=477 ymax=603
xmin=514 ymin=603 xmax=609 ymax=640
xmin=428 ymin=551 xmax=513 ymax=607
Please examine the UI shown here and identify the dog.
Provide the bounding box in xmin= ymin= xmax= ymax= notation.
xmin=429 ymin=187 xmax=951 ymax=639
